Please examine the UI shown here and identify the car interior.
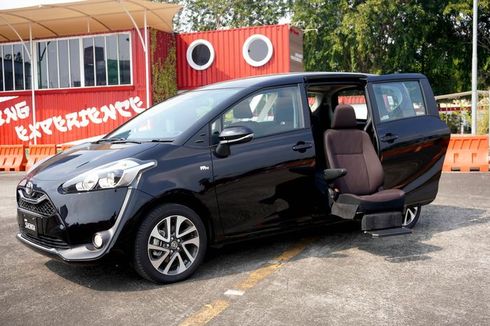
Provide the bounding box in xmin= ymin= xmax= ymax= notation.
xmin=307 ymin=83 xmax=370 ymax=168
xmin=307 ymin=82 xmax=411 ymax=237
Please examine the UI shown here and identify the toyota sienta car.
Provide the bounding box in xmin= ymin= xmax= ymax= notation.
xmin=16 ymin=72 xmax=450 ymax=283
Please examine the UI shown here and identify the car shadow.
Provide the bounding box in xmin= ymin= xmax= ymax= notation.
xmin=45 ymin=204 xmax=489 ymax=291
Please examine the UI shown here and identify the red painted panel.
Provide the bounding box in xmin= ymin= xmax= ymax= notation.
xmin=177 ymin=24 xmax=293 ymax=90
xmin=0 ymin=29 xmax=170 ymax=146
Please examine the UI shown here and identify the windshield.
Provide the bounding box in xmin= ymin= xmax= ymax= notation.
xmin=105 ymin=88 xmax=241 ymax=141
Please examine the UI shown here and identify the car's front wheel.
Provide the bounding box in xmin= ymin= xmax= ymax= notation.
xmin=403 ymin=205 xmax=421 ymax=228
xmin=133 ymin=204 xmax=207 ymax=283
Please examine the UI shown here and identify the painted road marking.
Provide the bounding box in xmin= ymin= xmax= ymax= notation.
xmin=224 ymin=289 xmax=245 ymax=296
xmin=179 ymin=300 xmax=230 ymax=326
xmin=235 ymin=238 xmax=314 ymax=291
xmin=235 ymin=262 xmax=281 ymax=291
xmin=178 ymin=237 xmax=315 ymax=326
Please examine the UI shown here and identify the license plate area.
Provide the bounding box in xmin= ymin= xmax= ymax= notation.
xmin=20 ymin=211 xmax=38 ymax=237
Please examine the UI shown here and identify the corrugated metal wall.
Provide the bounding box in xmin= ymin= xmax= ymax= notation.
xmin=176 ymin=25 xmax=292 ymax=90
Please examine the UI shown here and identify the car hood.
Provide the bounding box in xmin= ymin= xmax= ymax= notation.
xmin=27 ymin=142 xmax=160 ymax=182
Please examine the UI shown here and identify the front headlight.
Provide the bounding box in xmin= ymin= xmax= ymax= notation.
xmin=61 ymin=158 xmax=155 ymax=193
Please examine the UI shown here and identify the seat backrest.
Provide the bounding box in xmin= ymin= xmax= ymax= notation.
xmin=274 ymin=96 xmax=295 ymax=128
xmin=324 ymin=105 xmax=384 ymax=195
xmin=233 ymin=101 xmax=253 ymax=119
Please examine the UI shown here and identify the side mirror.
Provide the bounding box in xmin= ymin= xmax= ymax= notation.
xmin=215 ymin=126 xmax=254 ymax=157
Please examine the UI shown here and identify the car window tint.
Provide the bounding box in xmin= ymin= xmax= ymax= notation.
xmin=106 ymin=88 xmax=241 ymax=141
xmin=373 ymin=81 xmax=426 ymax=122
xmin=220 ymin=85 xmax=305 ymax=138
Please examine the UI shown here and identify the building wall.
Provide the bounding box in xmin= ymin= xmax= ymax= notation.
xmin=0 ymin=25 xmax=302 ymax=145
xmin=176 ymin=25 xmax=296 ymax=90
xmin=0 ymin=29 xmax=175 ymax=145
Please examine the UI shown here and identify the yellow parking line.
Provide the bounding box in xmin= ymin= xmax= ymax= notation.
xmin=178 ymin=237 xmax=315 ymax=326
xmin=179 ymin=299 xmax=230 ymax=326
xmin=236 ymin=238 xmax=314 ymax=291
xmin=275 ymin=237 xmax=315 ymax=262
xmin=236 ymin=263 xmax=281 ymax=291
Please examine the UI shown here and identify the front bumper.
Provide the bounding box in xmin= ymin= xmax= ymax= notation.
xmin=16 ymin=232 xmax=104 ymax=262
xmin=17 ymin=187 xmax=153 ymax=262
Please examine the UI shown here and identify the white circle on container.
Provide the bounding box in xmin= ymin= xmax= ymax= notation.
xmin=186 ymin=39 xmax=215 ymax=71
xmin=242 ymin=34 xmax=274 ymax=67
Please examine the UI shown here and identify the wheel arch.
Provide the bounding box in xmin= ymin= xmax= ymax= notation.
xmin=115 ymin=189 xmax=216 ymax=251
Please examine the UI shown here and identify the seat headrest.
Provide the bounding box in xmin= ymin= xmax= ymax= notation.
xmin=332 ymin=104 xmax=357 ymax=129
xmin=233 ymin=101 xmax=253 ymax=119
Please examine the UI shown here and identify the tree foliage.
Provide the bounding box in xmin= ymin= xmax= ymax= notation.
xmin=293 ymin=0 xmax=490 ymax=94
xmin=172 ymin=0 xmax=291 ymax=32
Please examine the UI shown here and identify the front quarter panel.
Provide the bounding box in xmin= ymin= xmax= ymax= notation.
xmin=134 ymin=144 xmax=221 ymax=241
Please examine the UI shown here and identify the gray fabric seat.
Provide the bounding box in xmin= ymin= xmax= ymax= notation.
xmin=324 ymin=105 xmax=405 ymax=216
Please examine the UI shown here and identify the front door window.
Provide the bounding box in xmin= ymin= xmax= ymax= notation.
xmin=213 ymin=86 xmax=305 ymax=142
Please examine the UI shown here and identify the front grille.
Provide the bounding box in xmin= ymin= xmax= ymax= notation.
xmin=28 ymin=191 xmax=45 ymax=200
xmin=23 ymin=232 xmax=70 ymax=250
xmin=18 ymin=197 xmax=57 ymax=216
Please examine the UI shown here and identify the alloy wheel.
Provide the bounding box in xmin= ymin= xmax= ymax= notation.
xmin=147 ymin=215 xmax=200 ymax=276
xmin=403 ymin=206 xmax=419 ymax=226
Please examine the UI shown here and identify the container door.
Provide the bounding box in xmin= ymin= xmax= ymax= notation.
xmin=366 ymin=74 xmax=450 ymax=206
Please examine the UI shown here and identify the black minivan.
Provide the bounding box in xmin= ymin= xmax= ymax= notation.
xmin=16 ymin=73 xmax=450 ymax=283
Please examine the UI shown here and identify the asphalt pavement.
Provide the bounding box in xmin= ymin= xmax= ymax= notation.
xmin=0 ymin=172 xmax=489 ymax=325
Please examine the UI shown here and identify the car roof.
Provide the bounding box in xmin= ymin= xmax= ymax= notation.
xmin=200 ymin=72 xmax=375 ymax=90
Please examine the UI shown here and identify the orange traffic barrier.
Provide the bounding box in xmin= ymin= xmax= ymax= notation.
xmin=58 ymin=144 xmax=73 ymax=152
xmin=443 ymin=135 xmax=489 ymax=172
xmin=0 ymin=145 xmax=26 ymax=171
xmin=26 ymin=144 xmax=57 ymax=171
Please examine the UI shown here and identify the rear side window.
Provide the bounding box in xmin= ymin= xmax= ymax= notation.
xmin=213 ymin=85 xmax=305 ymax=139
xmin=373 ymin=81 xmax=426 ymax=122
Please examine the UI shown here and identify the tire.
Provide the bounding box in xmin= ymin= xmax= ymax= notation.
xmin=133 ymin=203 xmax=207 ymax=283
xmin=403 ymin=205 xmax=421 ymax=229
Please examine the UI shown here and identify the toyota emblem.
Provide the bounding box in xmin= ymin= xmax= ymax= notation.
xmin=25 ymin=181 xmax=34 ymax=196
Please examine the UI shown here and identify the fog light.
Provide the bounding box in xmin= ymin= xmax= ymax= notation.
xmin=93 ymin=233 xmax=104 ymax=249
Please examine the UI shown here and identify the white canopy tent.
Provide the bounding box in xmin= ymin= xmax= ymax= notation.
xmin=0 ymin=0 xmax=181 ymax=144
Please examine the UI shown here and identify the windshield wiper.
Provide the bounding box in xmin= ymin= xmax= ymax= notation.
xmin=149 ymin=139 xmax=173 ymax=143
xmin=94 ymin=138 xmax=141 ymax=144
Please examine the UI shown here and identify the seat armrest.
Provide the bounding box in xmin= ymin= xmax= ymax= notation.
xmin=323 ymin=168 xmax=347 ymax=182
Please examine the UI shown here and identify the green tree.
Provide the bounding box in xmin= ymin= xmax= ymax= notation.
xmin=292 ymin=0 xmax=490 ymax=95
xmin=172 ymin=0 xmax=291 ymax=32
xmin=444 ymin=0 xmax=490 ymax=90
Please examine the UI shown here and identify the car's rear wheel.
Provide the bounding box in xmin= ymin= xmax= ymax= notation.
xmin=133 ymin=204 xmax=207 ymax=283
xmin=403 ymin=205 xmax=421 ymax=228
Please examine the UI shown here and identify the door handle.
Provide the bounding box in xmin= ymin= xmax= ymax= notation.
xmin=292 ymin=142 xmax=313 ymax=153
xmin=380 ymin=133 xmax=399 ymax=143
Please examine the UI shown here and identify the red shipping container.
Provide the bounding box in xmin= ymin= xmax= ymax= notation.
xmin=177 ymin=25 xmax=303 ymax=90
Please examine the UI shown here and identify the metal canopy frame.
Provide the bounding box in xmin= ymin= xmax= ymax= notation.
xmin=0 ymin=19 xmax=37 ymax=143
